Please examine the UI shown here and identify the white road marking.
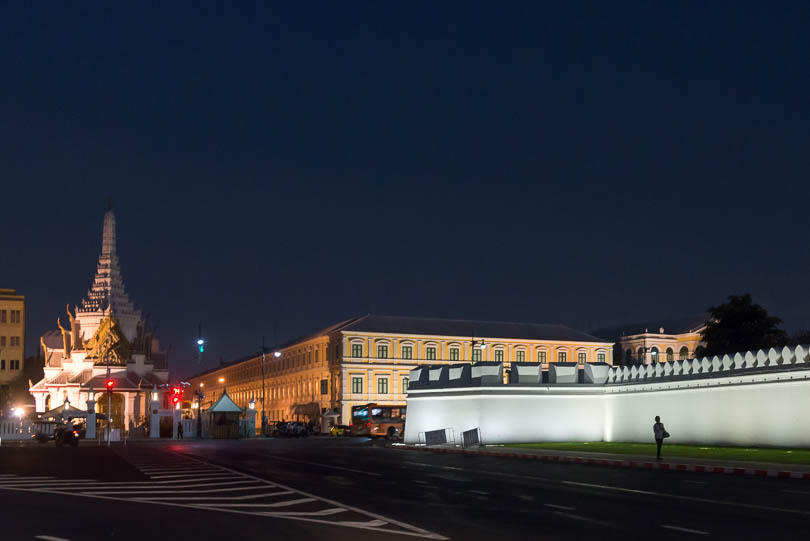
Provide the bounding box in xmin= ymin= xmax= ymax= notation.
xmin=35 ymin=536 xmax=71 ymax=541
xmin=0 ymin=453 xmax=448 ymax=540
xmin=782 ymin=489 xmax=810 ymax=496
xmin=661 ymin=524 xmax=710 ymax=535
xmin=134 ymin=491 xmax=293 ymax=501
xmin=84 ymin=484 xmax=269 ymax=495
xmin=544 ymin=503 xmax=575 ymax=511
xmin=401 ymin=460 xmax=549 ymax=482
xmin=563 ymin=480 xmax=810 ymax=517
xmin=150 ymin=472 xmax=233 ymax=479
xmin=468 ymin=490 xmax=489 ymax=495
xmin=263 ymin=455 xmax=383 ymax=477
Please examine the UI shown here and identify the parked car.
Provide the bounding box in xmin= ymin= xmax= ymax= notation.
xmin=330 ymin=424 xmax=351 ymax=437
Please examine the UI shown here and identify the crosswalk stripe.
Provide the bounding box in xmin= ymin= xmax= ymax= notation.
xmin=150 ymin=473 xmax=233 ymax=479
xmin=133 ymin=490 xmax=294 ymax=501
xmin=83 ymin=484 xmax=269 ymax=495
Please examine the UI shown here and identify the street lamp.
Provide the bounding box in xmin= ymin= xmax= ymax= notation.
xmin=470 ymin=338 xmax=486 ymax=361
xmin=248 ymin=397 xmax=255 ymax=410
xmin=218 ymin=377 xmax=225 ymax=384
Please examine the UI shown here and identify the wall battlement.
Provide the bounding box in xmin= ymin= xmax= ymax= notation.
xmin=403 ymin=346 xmax=810 ymax=447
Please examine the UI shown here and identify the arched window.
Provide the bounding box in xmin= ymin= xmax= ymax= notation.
xmin=650 ymin=347 xmax=659 ymax=363
xmin=679 ymin=346 xmax=689 ymax=360
xmin=637 ymin=347 xmax=645 ymax=363
xmin=625 ymin=349 xmax=632 ymax=363
xmin=666 ymin=348 xmax=674 ymax=362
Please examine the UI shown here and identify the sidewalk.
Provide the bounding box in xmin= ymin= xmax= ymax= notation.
xmin=394 ymin=444 xmax=810 ymax=480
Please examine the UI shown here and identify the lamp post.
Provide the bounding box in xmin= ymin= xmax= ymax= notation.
xmin=196 ymin=382 xmax=204 ymax=439
xmin=260 ymin=337 xmax=280 ymax=437
xmin=470 ymin=338 xmax=486 ymax=361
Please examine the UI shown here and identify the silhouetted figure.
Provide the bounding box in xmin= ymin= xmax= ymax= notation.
xmin=653 ymin=415 xmax=667 ymax=460
xmin=177 ymin=421 xmax=184 ymax=439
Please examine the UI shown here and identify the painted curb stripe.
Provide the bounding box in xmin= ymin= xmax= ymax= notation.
xmin=395 ymin=446 xmax=809 ymax=480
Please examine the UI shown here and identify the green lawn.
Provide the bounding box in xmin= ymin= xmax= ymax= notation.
xmin=504 ymin=442 xmax=810 ymax=465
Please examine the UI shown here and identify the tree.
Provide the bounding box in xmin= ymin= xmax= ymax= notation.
xmin=697 ymin=294 xmax=787 ymax=357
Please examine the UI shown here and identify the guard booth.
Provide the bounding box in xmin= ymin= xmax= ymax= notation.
xmin=205 ymin=390 xmax=243 ymax=439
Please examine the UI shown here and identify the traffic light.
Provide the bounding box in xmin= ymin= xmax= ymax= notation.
xmin=105 ymin=379 xmax=115 ymax=392
xmin=171 ymin=386 xmax=182 ymax=406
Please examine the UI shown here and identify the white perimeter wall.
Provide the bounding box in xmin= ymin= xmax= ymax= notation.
xmin=404 ymin=373 xmax=810 ymax=448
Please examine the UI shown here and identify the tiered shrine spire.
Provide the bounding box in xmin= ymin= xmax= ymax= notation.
xmin=75 ymin=204 xmax=142 ymax=343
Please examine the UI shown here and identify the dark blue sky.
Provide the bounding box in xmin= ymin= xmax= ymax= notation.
xmin=2 ymin=2 xmax=808 ymax=378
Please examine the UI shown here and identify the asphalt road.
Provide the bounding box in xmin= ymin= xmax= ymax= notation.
xmin=1 ymin=437 xmax=809 ymax=540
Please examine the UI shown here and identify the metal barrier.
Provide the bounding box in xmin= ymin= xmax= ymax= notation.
xmin=420 ymin=428 xmax=455 ymax=446
xmin=461 ymin=427 xmax=482 ymax=448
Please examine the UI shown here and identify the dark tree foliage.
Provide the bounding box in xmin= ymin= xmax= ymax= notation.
xmin=791 ymin=329 xmax=810 ymax=346
xmin=697 ymin=294 xmax=787 ymax=357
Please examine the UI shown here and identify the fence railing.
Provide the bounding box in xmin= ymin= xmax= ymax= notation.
xmin=419 ymin=427 xmax=455 ymax=446
xmin=461 ymin=427 xmax=482 ymax=448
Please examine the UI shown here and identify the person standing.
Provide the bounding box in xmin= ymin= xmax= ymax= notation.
xmin=653 ymin=415 xmax=667 ymax=460
xmin=177 ymin=421 xmax=184 ymax=439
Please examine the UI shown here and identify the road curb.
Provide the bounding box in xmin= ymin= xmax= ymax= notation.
xmin=393 ymin=445 xmax=810 ymax=480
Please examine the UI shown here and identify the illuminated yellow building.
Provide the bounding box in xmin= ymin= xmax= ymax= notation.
xmin=593 ymin=317 xmax=706 ymax=365
xmin=188 ymin=315 xmax=613 ymax=425
xmin=0 ymin=288 xmax=25 ymax=386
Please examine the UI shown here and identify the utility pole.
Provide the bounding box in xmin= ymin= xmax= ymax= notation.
xmin=261 ymin=336 xmax=267 ymax=437
xmin=196 ymin=323 xmax=205 ymax=439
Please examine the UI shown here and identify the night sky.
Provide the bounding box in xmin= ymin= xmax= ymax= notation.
xmin=2 ymin=3 xmax=808 ymax=379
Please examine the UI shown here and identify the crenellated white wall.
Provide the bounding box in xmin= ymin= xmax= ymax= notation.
xmin=404 ymin=351 xmax=810 ymax=448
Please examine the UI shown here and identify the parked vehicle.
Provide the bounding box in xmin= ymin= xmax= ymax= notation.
xmin=330 ymin=424 xmax=351 ymax=437
xmin=54 ymin=424 xmax=80 ymax=447
xmin=350 ymin=404 xmax=405 ymax=439
xmin=271 ymin=421 xmax=310 ymax=438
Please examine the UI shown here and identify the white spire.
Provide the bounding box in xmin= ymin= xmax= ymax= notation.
xmin=75 ymin=204 xmax=141 ymax=342
xmin=101 ymin=204 xmax=116 ymax=256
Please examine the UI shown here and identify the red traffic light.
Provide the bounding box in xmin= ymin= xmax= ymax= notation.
xmin=105 ymin=379 xmax=115 ymax=391
xmin=171 ymin=386 xmax=181 ymax=395
xmin=171 ymin=395 xmax=181 ymax=405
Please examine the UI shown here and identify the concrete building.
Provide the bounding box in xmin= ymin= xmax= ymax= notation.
xmin=593 ymin=316 xmax=706 ymax=365
xmin=187 ymin=315 xmax=613 ymax=426
xmin=29 ymin=204 xmax=170 ymax=429
xmin=0 ymin=288 xmax=25 ymax=386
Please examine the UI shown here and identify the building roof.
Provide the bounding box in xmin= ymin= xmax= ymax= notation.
xmin=206 ymin=389 xmax=243 ymax=413
xmin=591 ymin=316 xmax=709 ymax=341
xmin=340 ymin=314 xmax=612 ymax=343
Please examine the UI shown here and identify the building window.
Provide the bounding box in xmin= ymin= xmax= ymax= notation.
xmin=472 ymin=349 xmax=482 ymax=362
xmin=320 ymin=379 xmax=328 ymax=395
xmin=449 ymin=347 xmax=460 ymax=361
xmin=637 ymin=347 xmax=645 ymax=363
xmin=625 ymin=349 xmax=633 ymax=363
xmin=679 ymin=346 xmax=689 ymax=360
xmin=401 ymin=345 xmax=413 ymax=360
xmin=402 ymin=377 xmax=409 ymax=394
xmin=515 ymin=350 xmax=525 ymax=362
xmin=578 ymin=352 xmax=586 ymax=365
xmin=650 ymin=348 xmax=659 ymax=363
xmin=0 ymin=310 xmax=5 ymax=323
xmin=538 ymin=350 xmax=547 ymax=363
xmin=0 ymin=336 xmax=4 ymax=347
xmin=494 ymin=349 xmax=504 ymax=363
xmin=0 ymin=360 xmax=4 ymax=370
xmin=426 ymin=346 xmax=437 ymax=360
xmin=377 ymin=345 xmax=388 ymax=359
xmin=351 ymin=377 xmax=363 ymax=394
xmin=351 ymin=344 xmax=363 ymax=358
xmin=377 ymin=377 xmax=389 ymax=394
xmin=558 ymin=351 xmax=567 ymax=363
xmin=666 ymin=348 xmax=674 ymax=362
xmin=597 ymin=352 xmax=606 ymax=363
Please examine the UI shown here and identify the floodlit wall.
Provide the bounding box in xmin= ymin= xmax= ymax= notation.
xmin=404 ymin=346 xmax=810 ymax=448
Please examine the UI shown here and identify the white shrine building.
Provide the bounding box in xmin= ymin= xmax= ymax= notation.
xmin=30 ymin=204 xmax=170 ymax=429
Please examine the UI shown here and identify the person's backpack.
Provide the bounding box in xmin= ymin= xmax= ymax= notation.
xmin=663 ymin=430 xmax=670 ymax=438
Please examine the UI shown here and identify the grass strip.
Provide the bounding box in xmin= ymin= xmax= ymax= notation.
xmin=503 ymin=442 xmax=810 ymax=465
